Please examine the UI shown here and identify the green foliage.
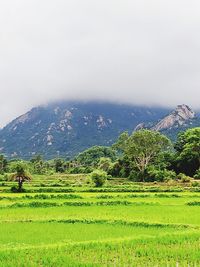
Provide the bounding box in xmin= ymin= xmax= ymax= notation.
xmin=9 ymin=162 xmax=32 ymax=192
xmin=177 ymin=173 xmax=191 ymax=183
xmin=76 ymin=146 xmax=116 ymax=167
xmin=194 ymin=168 xmax=200 ymax=179
xmin=8 ymin=160 xmax=30 ymax=173
xmin=31 ymin=155 xmax=49 ymax=174
xmin=0 ymin=155 xmax=8 ymax=174
xmin=1 ymin=126 xmax=200 ymax=184
xmin=98 ymin=157 xmax=113 ymax=172
xmin=145 ymin=166 xmax=177 ymax=182
xmin=125 ymin=130 xmax=171 ymax=173
xmin=112 ymin=128 xmax=200 ymax=181
xmin=191 ymin=181 xmax=200 ymax=187
xmin=89 ymin=170 xmax=108 ymax=187
xmin=112 ymin=131 xmax=129 ymax=152
xmin=53 ymin=158 xmax=66 ymax=173
xmin=174 ymin=128 xmax=200 ymax=176
xmin=187 ymin=201 xmax=200 ymax=206
xmin=113 ymin=130 xmax=172 ymax=181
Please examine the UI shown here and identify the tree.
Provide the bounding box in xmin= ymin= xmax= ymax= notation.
xmin=75 ymin=146 xmax=116 ymax=167
xmin=112 ymin=131 xmax=129 ymax=153
xmin=10 ymin=162 xmax=31 ymax=192
xmin=0 ymin=155 xmax=8 ymax=174
xmin=98 ymin=157 xmax=112 ymax=172
xmin=123 ymin=130 xmax=171 ymax=180
xmin=54 ymin=158 xmax=66 ymax=173
xmin=174 ymin=128 xmax=200 ymax=176
xmin=30 ymin=155 xmax=47 ymax=174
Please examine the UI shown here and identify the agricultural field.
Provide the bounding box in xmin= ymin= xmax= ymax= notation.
xmin=0 ymin=174 xmax=200 ymax=266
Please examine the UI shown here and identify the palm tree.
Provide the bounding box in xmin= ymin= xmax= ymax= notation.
xmin=10 ymin=162 xmax=31 ymax=192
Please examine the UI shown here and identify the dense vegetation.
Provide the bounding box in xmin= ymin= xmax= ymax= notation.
xmin=0 ymin=127 xmax=199 ymax=192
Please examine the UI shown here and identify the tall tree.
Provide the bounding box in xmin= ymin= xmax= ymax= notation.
xmin=123 ymin=130 xmax=171 ymax=180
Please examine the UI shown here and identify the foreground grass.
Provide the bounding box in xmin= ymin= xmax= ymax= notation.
xmin=0 ymin=232 xmax=200 ymax=267
xmin=0 ymin=177 xmax=200 ymax=266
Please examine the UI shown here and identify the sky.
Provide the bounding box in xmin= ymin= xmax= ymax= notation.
xmin=0 ymin=0 xmax=200 ymax=127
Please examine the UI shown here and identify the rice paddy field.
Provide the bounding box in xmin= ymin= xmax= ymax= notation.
xmin=0 ymin=174 xmax=200 ymax=266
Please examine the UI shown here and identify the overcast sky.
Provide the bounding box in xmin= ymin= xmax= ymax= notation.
xmin=0 ymin=0 xmax=200 ymax=127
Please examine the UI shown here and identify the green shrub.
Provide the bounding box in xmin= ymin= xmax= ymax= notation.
xmin=0 ymin=174 xmax=8 ymax=181
xmin=187 ymin=201 xmax=200 ymax=206
xmin=177 ymin=173 xmax=191 ymax=183
xmin=194 ymin=169 xmax=200 ymax=179
xmin=146 ymin=167 xmax=176 ymax=182
xmin=11 ymin=186 xmax=26 ymax=193
xmin=89 ymin=170 xmax=108 ymax=187
xmin=191 ymin=181 xmax=200 ymax=187
xmin=128 ymin=170 xmax=140 ymax=181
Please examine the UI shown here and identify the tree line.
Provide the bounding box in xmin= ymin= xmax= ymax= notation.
xmin=0 ymin=127 xmax=200 ymax=189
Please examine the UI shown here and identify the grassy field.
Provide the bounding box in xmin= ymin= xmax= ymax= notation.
xmin=0 ymin=174 xmax=200 ymax=266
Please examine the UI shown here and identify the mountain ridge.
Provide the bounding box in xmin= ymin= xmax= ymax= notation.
xmin=0 ymin=101 xmax=199 ymax=159
xmin=135 ymin=104 xmax=199 ymax=136
xmin=0 ymin=101 xmax=170 ymax=159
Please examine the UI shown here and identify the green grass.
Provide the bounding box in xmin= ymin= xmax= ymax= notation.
xmin=0 ymin=221 xmax=187 ymax=247
xmin=0 ymin=175 xmax=200 ymax=266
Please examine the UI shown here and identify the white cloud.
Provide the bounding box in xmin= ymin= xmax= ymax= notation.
xmin=0 ymin=0 xmax=200 ymax=126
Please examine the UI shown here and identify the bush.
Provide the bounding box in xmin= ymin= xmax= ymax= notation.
xmin=128 ymin=170 xmax=140 ymax=181
xmin=11 ymin=186 xmax=26 ymax=193
xmin=128 ymin=167 xmax=176 ymax=182
xmin=194 ymin=169 xmax=200 ymax=179
xmin=187 ymin=201 xmax=200 ymax=206
xmin=146 ymin=167 xmax=176 ymax=182
xmin=177 ymin=173 xmax=191 ymax=183
xmin=89 ymin=170 xmax=108 ymax=187
xmin=191 ymin=181 xmax=200 ymax=187
xmin=0 ymin=174 xmax=8 ymax=182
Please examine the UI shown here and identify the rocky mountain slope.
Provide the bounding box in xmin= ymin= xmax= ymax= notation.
xmin=0 ymin=101 xmax=170 ymax=159
xmin=135 ymin=104 xmax=200 ymax=139
xmin=152 ymin=104 xmax=195 ymax=131
xmin=0 ymin=101 xmax=199 ymax=159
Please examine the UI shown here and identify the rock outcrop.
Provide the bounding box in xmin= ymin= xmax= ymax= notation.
xmin=152 ymin=104 xmax=195 ymax=131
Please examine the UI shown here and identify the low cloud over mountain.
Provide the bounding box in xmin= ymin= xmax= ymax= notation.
xmin=1 ymin=1 xmax=200 ymax=126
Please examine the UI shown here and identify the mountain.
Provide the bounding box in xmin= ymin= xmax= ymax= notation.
xmin=135 ymin=104 xmax=200 ymax=139
xmin=153 ymin=104 xmax=200 ymax=140
xmin=152 ymin=104 xmax=196 ymax=131
xmin=0 ymin=101 xmax=199 ymax=159
xmin=0 ymin=101 xmax=170 ymax=159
